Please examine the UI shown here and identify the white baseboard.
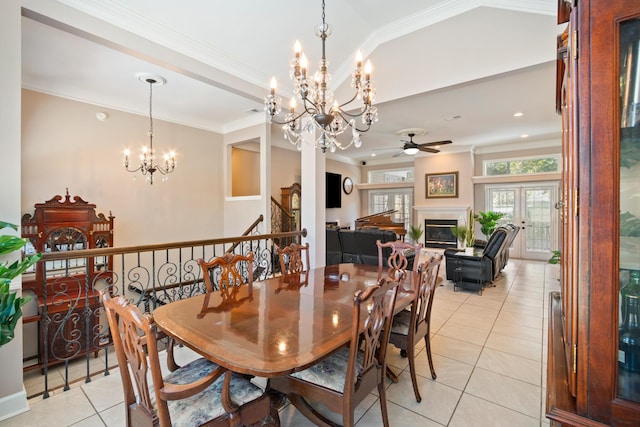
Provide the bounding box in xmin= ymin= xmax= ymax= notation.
xmin=0 ymin=388 xmax=29 ymax=422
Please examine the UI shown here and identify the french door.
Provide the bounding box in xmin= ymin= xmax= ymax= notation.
xmin=486 ymin=183 xmax=559 ymax=261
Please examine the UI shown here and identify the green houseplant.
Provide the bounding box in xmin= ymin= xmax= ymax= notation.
xmin=474 ymin=211 xmax=505 ymax=240
xmin=408 ymin=224 xmax=423 ymax=245
xmin=0 ymin=221 xmax=41 ymax=347
xmin=450 ymin=225 xmax=468 ymax=248
xmin=464 ymin=209 xmax=475 ymax=248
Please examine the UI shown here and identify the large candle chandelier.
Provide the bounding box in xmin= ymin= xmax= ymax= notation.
xmin=123 ymin=73 xmax=176 ymax=185
xmin=265 ymin=0 xmax=378 ymax=153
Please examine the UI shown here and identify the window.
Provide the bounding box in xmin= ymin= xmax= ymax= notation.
xmin=483 ymin=155 xmax=559 ymax=176
xmin=368 ymin=167 xmax=414 ymax=184
xmin=368 ymin=188 xmax=413 ymax=231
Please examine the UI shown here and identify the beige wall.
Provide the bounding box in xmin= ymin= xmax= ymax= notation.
xmin=231 ymin=147 xmax=260 ymax=196
xmin=270 ymin=146 xmax=301 ymax=197
xmin=21 ymin=90 xmax=225 ymax=246
xmin=326 ymin=159 xmax=362 ymax=229
xmin=414 ymin=151 xmax=474 ymax=210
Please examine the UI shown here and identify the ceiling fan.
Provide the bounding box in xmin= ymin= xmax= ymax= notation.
xmin=392 ymin=132 xmax=452 ymax=157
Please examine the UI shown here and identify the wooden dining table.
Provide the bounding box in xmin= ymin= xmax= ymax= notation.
xmin=152 ymin=263 xmax=415 ymax=378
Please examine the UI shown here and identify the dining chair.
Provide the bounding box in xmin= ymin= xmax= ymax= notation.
xmin=275 ymin=242 xmax=310 ymax=276
xmin=269 ymin=277 xmax=401 ymax=427
xmin=99 ymin=290 xmax=277 ymax=427
xmin=376 ymin=239 xmax=423 ymax=281
xmin=198 ymin=252 xmax=254 ymax=293
xmin=388 ymin=254 xmax=442 ymax=402
xmin=197 ymin=252 xmax=255 ymax=317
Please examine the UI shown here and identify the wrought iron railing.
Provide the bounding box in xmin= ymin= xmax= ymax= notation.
xmin=22 ymin=227 xmax=306 ymax=399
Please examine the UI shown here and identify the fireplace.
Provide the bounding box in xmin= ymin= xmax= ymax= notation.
xmin=424 ymin=219 xmax=458 ymax=248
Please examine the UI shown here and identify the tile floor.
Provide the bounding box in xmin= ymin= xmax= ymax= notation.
xmin=0 ymin=258 xmax=558 ymax=427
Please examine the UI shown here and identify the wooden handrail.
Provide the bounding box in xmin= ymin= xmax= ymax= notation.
xmin=226 ymin=215 xmax=264 ymax=254
xmin=37 ymin=229 xmax=307 ymax=261
xmin=271 ymin=197 xmax=294 ymax=219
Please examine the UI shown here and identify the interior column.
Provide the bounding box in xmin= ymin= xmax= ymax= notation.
xmin=0 ymin=0 xmax=30 ymax=420
xmin=300 ymin=119 xmax=326 ymax=268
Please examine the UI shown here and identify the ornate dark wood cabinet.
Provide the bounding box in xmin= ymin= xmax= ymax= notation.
xmin=547 ymin=1 xmax=640 ymax=425
xmin=21 ymin=191 xmax=114 ymax=369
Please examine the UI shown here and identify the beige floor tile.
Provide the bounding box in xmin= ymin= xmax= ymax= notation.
xmin=438 ymin=321 xmax=491 ymax=346
xmin=496 ymin=309 xmax=543 ymax=329
xmin=476 ymin=348 xmax=542 ymax=386
xmin=449 ymin=393 xmax=540 ymax=427
xmin=455 ymin=303 xmax=500 ymax=320
xmin=485 ymin=331 xmax=543 ymax=362
xmin=0 ymin=387 xmax=96 ymax=427
xmin=464 ymin=295 xmax=505 ymax=309
xmin=99 ymin=403 xmax=126 ymax=427
xmin=415 ymin=352 xmax=474 ymax=391
xmin=433 ymin=298 xmax=465 ymax=312
xmin=385 ymin=370 xmax=462 ymax=425
xmin=80 ymin=368 xmax=125 ymax=412
xmin=447 ymin=311 xmax=496 ymax=330
xmin=356 ymin=400 xmax=442 ymax=427
xmin=491 ymin=320 xmax=543 ymax=344
xmin=69 ymin=414 xmax=106 ymax=427
xmin=465 ymin=367 xmax=541 ymax=418
xmin=431 ymin=334 xmax=483 ymax=365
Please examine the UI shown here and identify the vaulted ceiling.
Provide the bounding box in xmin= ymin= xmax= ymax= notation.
xmin=21 ymin=0 xmax=562 ymax=164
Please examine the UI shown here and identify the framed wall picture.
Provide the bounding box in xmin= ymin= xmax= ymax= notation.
xmin=425 ymin=171 xmax=458 ymax=198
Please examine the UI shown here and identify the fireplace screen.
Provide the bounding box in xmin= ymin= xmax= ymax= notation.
xmin=424 ymin=219 xmax=458 ymax=248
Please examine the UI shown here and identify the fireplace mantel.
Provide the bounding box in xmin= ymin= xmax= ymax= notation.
xmin=414 ymin=206 xmax=471 ymax=226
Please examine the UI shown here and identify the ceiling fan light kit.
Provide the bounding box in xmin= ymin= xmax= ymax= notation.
xmin=379 ymin=128 xmax=452 ymax=157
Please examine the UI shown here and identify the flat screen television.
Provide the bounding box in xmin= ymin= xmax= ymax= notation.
xmin=326 ymin=172 xmax=342 ymax=208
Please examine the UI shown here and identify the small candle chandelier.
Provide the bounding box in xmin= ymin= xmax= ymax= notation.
xmin=264 ymin=0 xmax=378 ymax=153
xmin=123 ymin=73 xmax=176 ymax=184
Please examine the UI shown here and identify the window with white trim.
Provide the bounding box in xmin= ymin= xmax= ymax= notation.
xmin=483 ymin=154 xmax=560 ymax=176
xmin=368 ymin=167 xmax=414 ymax=184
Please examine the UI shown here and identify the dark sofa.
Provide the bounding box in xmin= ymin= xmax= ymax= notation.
xmin=326 ymin=226 xmax=406 ymax=266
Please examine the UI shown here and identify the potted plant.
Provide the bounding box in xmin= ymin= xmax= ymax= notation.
xmin=474 ymin=211 xmax=505 ymax=240
xmin=463 ymin=210 xmax=475 ymax=254
xmin=0 ymin=221 xmax=41 ymax=347
xmin=450 ymin=225 xmax=468 ymax=249
xmin=407 ymin=224 xmax=423 ymax=245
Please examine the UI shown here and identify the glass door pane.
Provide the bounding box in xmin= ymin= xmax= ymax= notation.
xmin=487 ymin=184 xmax=559 ymax=261
xmin=618 ymin=17 xmax=640 ymax=403
xmin=523 ymin=187 xmax=554 ymax=258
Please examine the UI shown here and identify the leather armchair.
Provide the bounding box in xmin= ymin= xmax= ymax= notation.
xmin=444 ymin=226 xmax=510 ymax=286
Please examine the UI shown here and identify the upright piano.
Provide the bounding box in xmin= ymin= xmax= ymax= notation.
xmin=354 ymin=209 xmax=406 ymax=240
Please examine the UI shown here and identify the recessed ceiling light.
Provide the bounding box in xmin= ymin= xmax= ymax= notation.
xmin=513 ymin=112 xmax=524 ymax=117
xmin=521 ymin=134 xmax=529 ymax=138
xmin=371 ymin=153 xmax=376 ymax=157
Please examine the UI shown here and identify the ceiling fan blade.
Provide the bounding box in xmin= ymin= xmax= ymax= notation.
xmin=392 ymin=149 xmax=405 ymax=157
xmin=419 ymin=139 xmax=452 ymax=147
xmin=418 ymin=146 xmax=440 ymax=153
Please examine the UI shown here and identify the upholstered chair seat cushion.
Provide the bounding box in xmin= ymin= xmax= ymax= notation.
xmin=162 ymin=358 xmax=265 ymax=426
xmin=390 ymin=309 xmax=411 ymax=336
xmin=290 ymin=347 xmax=364 ymax=393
